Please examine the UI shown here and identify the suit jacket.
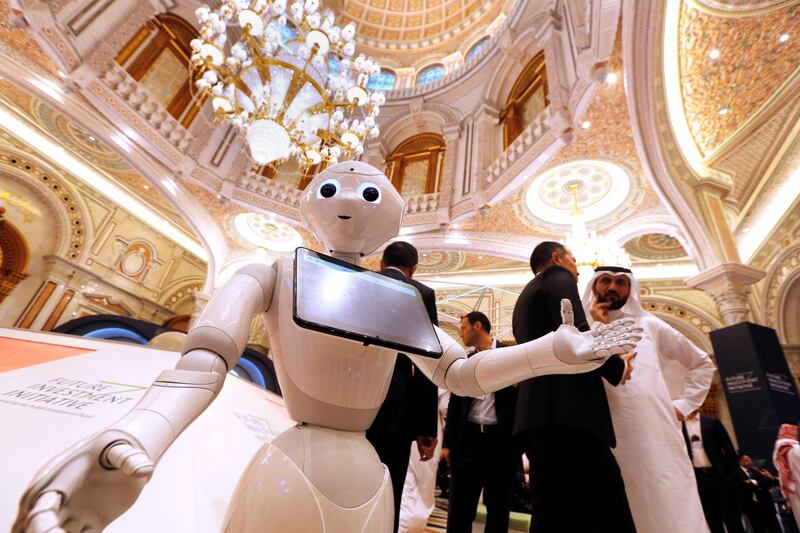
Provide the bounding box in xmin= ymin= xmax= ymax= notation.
xmin=732 ymin=466 xmax=779 ymax=507
xmin=511 ymin=265 xmax=626 ymax=446
xmin=366 ymin=267 xmax=439 ymax=442
xmin=443 ymin=341 xmax=517 ymax=449
xmin=681 ymin=415 xmax=739 ymax=481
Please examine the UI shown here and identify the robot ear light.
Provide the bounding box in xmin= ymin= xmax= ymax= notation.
xmin=317 ymin=178 xmax=341 ymax=199
xmin=357 ymin=182 xmax=381 ymax=204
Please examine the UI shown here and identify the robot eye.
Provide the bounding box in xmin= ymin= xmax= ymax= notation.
xmin=317 ymin=178 xmax=340 ymax=199
xmin=357 ymin=182 xmax=381 ymax=204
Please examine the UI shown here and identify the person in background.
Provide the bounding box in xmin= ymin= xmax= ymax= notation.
xmin=441 ymin=311 xmax=518 ymax=533
xmin=682 ymin=410 xmax=744 ymax=533
xmin=398 ymin=387 xmax=450 ymax=533
xmin=511 ymin=241 xmax=637 ymax=533
xmin=774 ymin=423 xmax=800 ymax=531
xmin=582 ymin=266 xmax=714 ymax=533
xmin=367 ymin=241 xmax=439 ymax=533
xmin=735 ymin=454 xmax=781 ymax=532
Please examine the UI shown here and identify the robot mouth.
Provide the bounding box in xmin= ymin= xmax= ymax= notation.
xmin=338 ymin=215 xmax=352 ymax=220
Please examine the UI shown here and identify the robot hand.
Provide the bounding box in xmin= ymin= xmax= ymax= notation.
xmin=13 ymin=429 xmax=153 ymax=533
xmin=553 ymin=299 xmax=643 ymax=365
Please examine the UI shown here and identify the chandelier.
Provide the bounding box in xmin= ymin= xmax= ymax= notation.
xmin=190 ymin=0 xmax=385 ymax=168
xmin=563 ymin=183 xmax=631 ymax=287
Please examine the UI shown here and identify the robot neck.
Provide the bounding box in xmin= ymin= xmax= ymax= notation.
xmin=329 ymin=250 xmax=362 ymax=266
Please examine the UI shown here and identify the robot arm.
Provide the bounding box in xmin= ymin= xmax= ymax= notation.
xmin=409 ymin=300 xmax=642 ymax=397
xmin=14 ymin=263 xmax=277 ymax=533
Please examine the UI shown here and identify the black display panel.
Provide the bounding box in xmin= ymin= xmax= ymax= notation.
xmin=293 ymin=247 xmax=443 ymax=358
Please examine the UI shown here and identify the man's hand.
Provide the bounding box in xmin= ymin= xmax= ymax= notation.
xmin=619 ymin=352 xmax=637 ymax=385
xmin=590 ymin=301 xmax=612 ymax=324
xmin=440 ymin=447 xmax=450 ymax=466
xmin=416 ymin=436 xmax=437 ymax=462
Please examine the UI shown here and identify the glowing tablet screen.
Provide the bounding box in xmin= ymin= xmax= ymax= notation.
xmin=293 ymin=248 xmax=443 ymax=358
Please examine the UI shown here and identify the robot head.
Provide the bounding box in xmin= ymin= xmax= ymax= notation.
xmin=300 ymin=161 xmax=404 ymax=256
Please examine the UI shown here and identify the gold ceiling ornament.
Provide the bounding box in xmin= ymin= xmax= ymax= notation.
xmin=0 ymin=190 xmax=41 ymax=222
xmin=191 ymin=0 xmax=385 ymax=168
xmin=564 ymin=182 xmax=630 ymax=289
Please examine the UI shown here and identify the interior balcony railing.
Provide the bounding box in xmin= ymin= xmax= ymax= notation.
xmin=101 ymin=63 xmax=194 ymax=154
xmin=404 ymin=192 xmax=441 ymax=215
xmin=238 ymin=170 xmax=304 ymax=208
xmin=481 ymin=105 xmax=554 ymax=194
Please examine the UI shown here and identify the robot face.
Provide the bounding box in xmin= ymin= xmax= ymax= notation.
xmin=299 ymin=161 xmax=404 ymax=256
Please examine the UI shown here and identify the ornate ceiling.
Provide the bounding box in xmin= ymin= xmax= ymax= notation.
xmin=455 ymin=37 xmax=666 ymax=240
xmin=0 ymin=79 xmax=193 ymax=235
xmin=687 ymin=0 xmax=799 ymax=16
xmin=0 ymin=3 xmax=59 ymax=77
xmin=623 ymin=233 xmax=689 ymax=262
xmin=678 ymin=1 xmax=800 ymax=155
xmin=338 ymin=0 xmax=504 ymax=61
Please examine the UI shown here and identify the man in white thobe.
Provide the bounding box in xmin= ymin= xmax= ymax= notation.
xmin=583 ymin=266 xmax=716 ymax=533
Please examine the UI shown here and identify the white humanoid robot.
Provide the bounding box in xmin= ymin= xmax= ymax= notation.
xmin=14 ymin=162 xmax=642 ymax=533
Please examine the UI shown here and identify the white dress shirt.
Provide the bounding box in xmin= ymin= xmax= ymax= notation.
xmin=467 ymin=339 xmax=498 ymax=425
xmin=685 ymin=417 xmax=712 ymax=468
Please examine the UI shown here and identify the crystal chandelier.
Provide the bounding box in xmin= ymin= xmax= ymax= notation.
xmin=563 ymin=183 xmax=631 ymax=287
xmin=190 ymin=0 xmax=385 ymax=168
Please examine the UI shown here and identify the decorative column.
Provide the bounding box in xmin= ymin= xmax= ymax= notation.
xmin=438 ymin=124 xmax=461 ymax=214
xmin=472 ymin=103 xmax=502 ymax=197
xmin=686 ymin=263 xmax=765 ymax=325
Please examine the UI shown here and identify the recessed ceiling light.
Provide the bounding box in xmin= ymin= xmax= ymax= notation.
xmin=57 ymin=70 xmax=66 ymax=78
xmin=88 ymin=135 xmax=96 ymax=142
xmin=780 ymin=33 xmax=790 ymax=43
xmin=718 ymin=105 xmax=731 ymax=116
xmin=581 ymin=121 xmax=591 ymax=129
xmin=605 ymin=72 xmax=618 ymax=84
xmin=144 ymin=184 xmax=150 ymax=190
xmin=216 ymin=194 xmax=222 ymax=199
xmin=708 ymin=49 xmax=720 ymax=60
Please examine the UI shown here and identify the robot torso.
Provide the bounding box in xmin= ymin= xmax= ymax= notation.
xmin=264 ymin=256 xmax=397 ymax=431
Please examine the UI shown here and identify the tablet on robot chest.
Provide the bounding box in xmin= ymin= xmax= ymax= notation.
xmin=293 ymin=247 xmax=443 ymax=358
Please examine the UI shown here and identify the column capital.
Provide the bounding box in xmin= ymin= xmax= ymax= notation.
xmin=686 ymin=262 xmax=765 ymax=325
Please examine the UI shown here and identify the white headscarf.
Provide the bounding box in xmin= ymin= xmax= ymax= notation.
xmin=582 ymin=267 xmax=645 ymax=321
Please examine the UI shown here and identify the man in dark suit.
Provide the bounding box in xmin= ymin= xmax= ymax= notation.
xmin=441 ymin=311 xmax=518 ymax=533
xmin=734 ymin=454 xmax=781 ymax=533
xmin=511 ymin=241 xmax=636 ymax=533
xmin=681 ymin=410 xmax=745 ymax=533
xmin=367 ymin=241 xmax=439 ymax=533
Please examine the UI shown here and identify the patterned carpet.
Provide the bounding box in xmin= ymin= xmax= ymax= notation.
xmin=424 ymin=495 xmax=448 ymax=531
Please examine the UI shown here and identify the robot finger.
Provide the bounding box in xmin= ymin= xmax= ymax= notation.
xmin=607 ymin=344 xmax=627 ymax=355
xmin=609 ymin=317 xmax=636 ymax=328
xmin=593 ymin=347 xmax=612 ymax=357
xmin=24 ymin=492 xmax=65 ymax=533
xmin=560 ymin=299 xmax=575 ymax=327
xmin=106 ymin=443 xmax=154 ymax=478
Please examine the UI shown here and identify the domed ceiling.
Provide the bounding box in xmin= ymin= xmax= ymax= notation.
xmin=678 ymin=0 xmax=800 ymax=155
xmin=337 ymin=0 xmax=505 ymax=61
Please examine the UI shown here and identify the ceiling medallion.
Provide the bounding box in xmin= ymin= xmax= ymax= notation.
xmin=523 ymin=159 xmax=632 ymax=226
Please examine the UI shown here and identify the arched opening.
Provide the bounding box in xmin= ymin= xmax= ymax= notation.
xmin=367 ymin=69 xmax=397 ymax=92
xmin=115 ymin=13 xmax=205 ymax=128
xmin=416 ymin=64 xmax=445 ymax=87
xmin=465 ymin=36 xmax=490 ymax=62
xmin=385 ymin=133 xmax=446 ymax=196
xmin=500 ymin=50 xmax=548 ymax=148
xmin=780 ymin=273 xmax=800 ymax=344
xmin=0 ymin=208 xmax=30 ymax=305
